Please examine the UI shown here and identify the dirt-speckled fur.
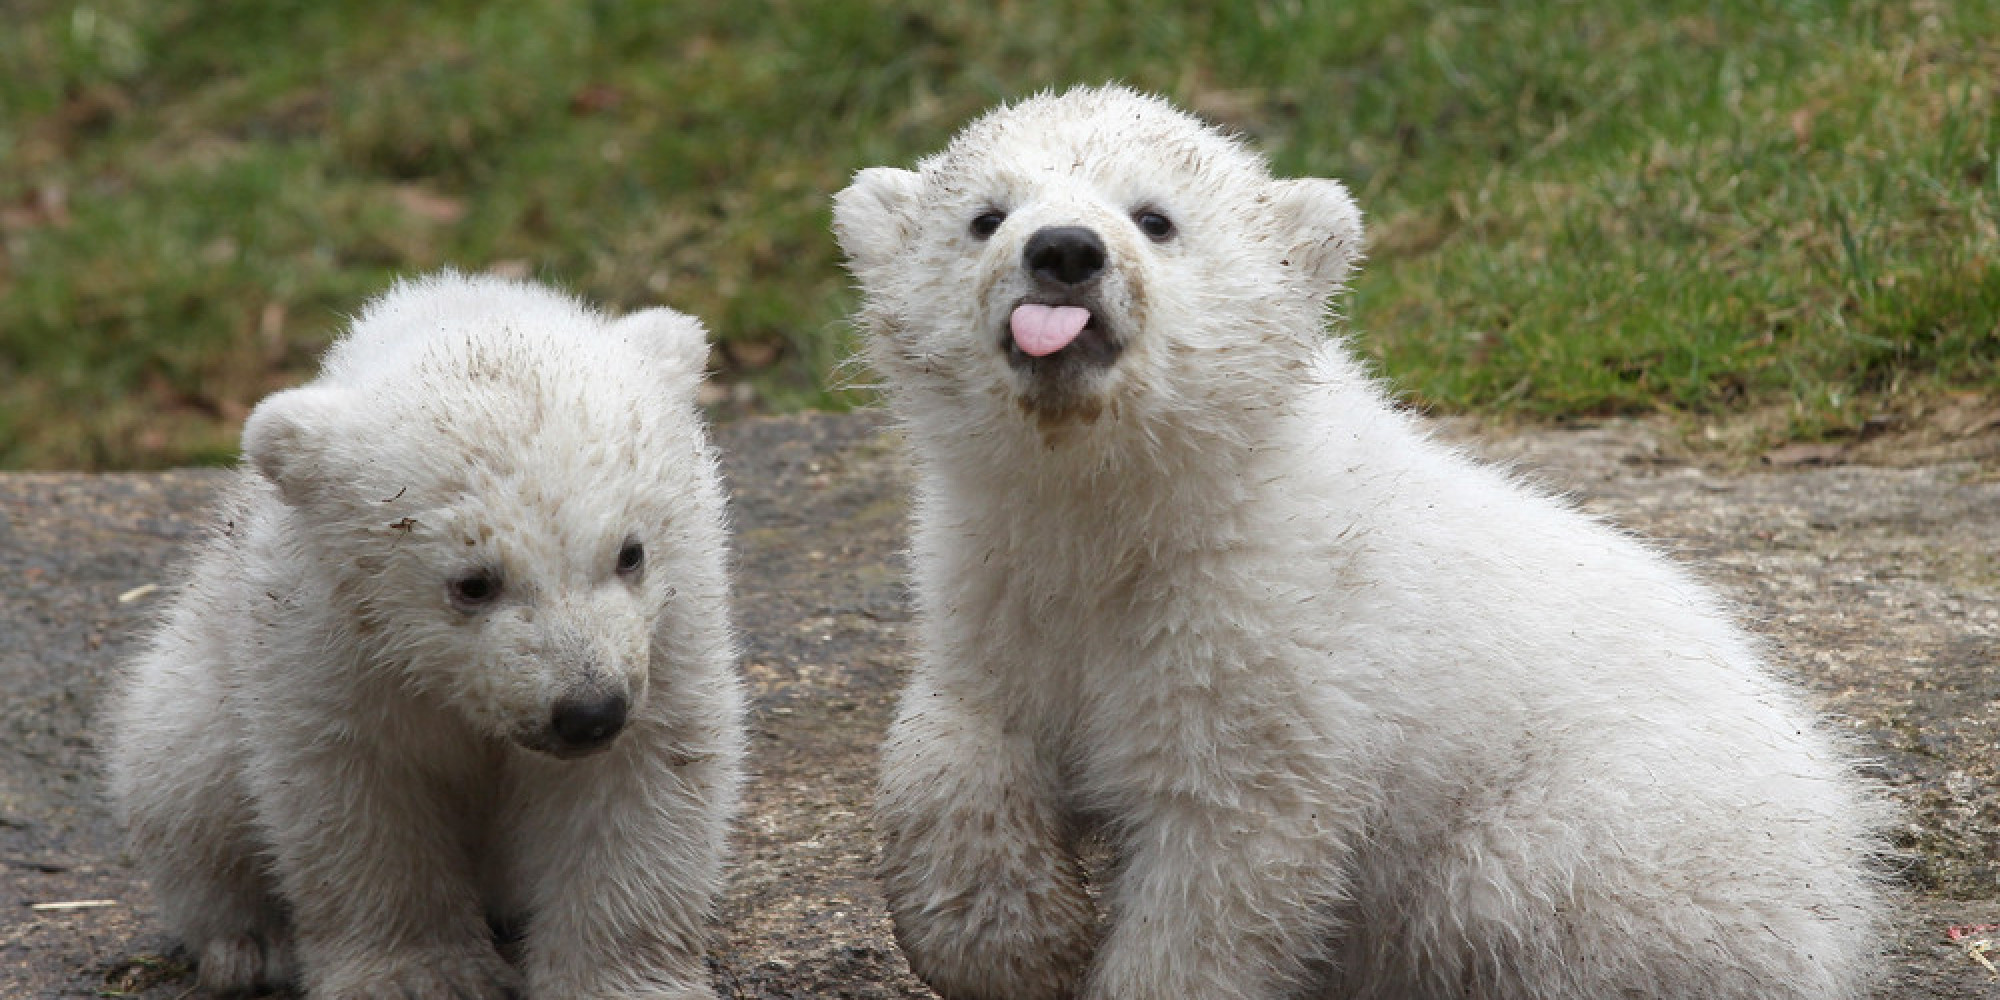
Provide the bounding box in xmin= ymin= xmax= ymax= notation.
xmin=834 ymin=85 xmax=1889 ymax=1000
xmin=107 ymin=273 xmax=743 ymax=1000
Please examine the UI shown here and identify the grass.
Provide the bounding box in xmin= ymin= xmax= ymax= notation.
xmin=1 ymin=0 xmax=1994 ymax=468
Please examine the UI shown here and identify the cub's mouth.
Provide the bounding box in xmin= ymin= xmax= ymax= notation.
xmin=1000 ymin=300 xmax=1124 ymax=375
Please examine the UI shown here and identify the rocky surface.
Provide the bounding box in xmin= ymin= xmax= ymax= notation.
xmin=2 ymin=411 xmax=1995 ymax=997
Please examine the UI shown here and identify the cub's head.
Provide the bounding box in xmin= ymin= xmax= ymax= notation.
xmin=241 ymin=273 xmax=726 ymax=759
xmin=834 ymin=85 xmax=1362 ymax=439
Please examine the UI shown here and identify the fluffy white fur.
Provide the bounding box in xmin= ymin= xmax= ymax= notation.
xmin=107 ymin=272 xmax=744 ymax=1000
xmin=835 ymin=85 xmax=1888 ymax=1000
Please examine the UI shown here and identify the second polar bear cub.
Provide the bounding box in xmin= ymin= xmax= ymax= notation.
xmin=108 ymin=272 xmax=743 ymax=1000
xmin=836 ymin=85 xmax=1887 ymax=999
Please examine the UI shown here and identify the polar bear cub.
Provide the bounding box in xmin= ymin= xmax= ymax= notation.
xmin=835 ymin=85 xmax=1887 ymax=1000
xmin=108 ymin=272 xmax=743 ymax=1000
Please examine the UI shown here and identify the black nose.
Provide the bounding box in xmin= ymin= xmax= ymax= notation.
xmin=550 ymin=692 xmax=628 ymax=752
xmin=1023 ymin=226 xmax=1107 ymax=287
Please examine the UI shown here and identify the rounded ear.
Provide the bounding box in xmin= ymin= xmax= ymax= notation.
xmin=1269 ymin=177 xmax=1365 ymax=291
xmin=612 ymin=306 xmax=712 ymax=395
xmin=240 ymin=386 xmax=356 ymax=506
xmin=832 ymin=167 xmax=924 ymax=277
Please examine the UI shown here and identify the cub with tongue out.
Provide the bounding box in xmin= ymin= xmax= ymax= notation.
xmin=834 ymin=85 xmax=1886 ymax=1000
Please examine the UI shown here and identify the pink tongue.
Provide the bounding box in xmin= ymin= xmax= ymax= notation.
xmin=1010 ymin=304 xmax=1092 ymax=357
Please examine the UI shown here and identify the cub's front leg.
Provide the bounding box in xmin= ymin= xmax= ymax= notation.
xmin=1079 ymin=697 xmax=1358 ymax=1000
xmin=112 ymin=646 xmax=295 ymax=996
xmin=245 ymin=736 xmax=520 ymax=1000
xmin=502 ymin=714 xmax=740 ymax=1000
xmin=1082 ymin=811 xmax=1349 ymax=1000
xmin=877 ymin=678 xmax=1098 ymax=1000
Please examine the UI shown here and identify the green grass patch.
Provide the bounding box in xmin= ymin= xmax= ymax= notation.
xmin=1 ymin=0 xmax=1994 ymax=468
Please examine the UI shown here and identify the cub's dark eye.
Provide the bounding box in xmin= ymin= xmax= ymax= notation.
xmin=969 ymin=211 xmax=1006 ymax=239
xmin=448 ymin=570 xmax=502 ymax=611
xmin=1134 ymin=209 xmax=1175 ymax=241
xmin=616 ymin=539 xmax=645 ymax=577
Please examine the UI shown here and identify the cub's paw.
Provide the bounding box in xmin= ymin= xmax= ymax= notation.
xmin=316 ymin=945 xmax=522 ymax=1000
xmin=195 ymin=932 xmax=293 ymax=997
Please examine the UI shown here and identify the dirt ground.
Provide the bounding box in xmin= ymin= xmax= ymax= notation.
xmin=3 ymin=410 xmax=1996 ymax=998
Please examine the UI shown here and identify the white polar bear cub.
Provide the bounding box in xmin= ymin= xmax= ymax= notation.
xmin=835 ymin=85 xmax=1888 ymax=1000
xmin=108 ymin=272 xmax=743 ymax=1000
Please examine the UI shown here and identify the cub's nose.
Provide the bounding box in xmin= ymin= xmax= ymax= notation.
xmin=1023 ymin=226 xmax=1107 ymax=287
xmin=549 ymin=692 xmax=629 ymax=753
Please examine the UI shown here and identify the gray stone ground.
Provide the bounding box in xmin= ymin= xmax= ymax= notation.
xmin=2 ymin=410 xmax=1996 ymax=998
